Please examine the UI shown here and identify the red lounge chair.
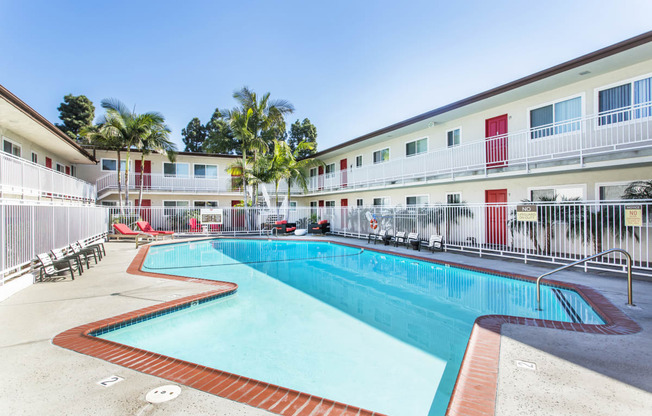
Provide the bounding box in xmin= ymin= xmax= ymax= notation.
xmin=110 ymin=223 xmax=153 ymax=247
xmin=137 ymin=221 xmax=174 ymax=235
xmin=189 ymin=217 xmax=202 ymax=232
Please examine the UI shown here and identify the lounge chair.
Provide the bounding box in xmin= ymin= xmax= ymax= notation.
xmin=110 ymin=223 xmax=153 ymax=247
xmin=427 ymin=235 xmax=444 ymax=252
xmin=137 ymin=221 xmax=174 ymax=237
xmin=407 ymin=232 xmax=421 ymax=251
xmin=274 ymin=220 xmax=297 ymax=234
xmin=309 ymin=220 xmax=330 ymax=235
xmin=79 ymin=238 xmax=106 ymax=259
xmin=393 ymin=231 xmax=407 ymax=247
xmin=368 ymin=229 xmax=391 ymax=245
xmin=70 ymin=242 xmax=100 ymax=265
xmin=51 ymin=247 xmax=85 ymax=274
xmin=36 ymin=253 xmax=75 ymax=281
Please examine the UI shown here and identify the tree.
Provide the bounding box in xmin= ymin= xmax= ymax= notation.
xmin=622 ymin=180 xmax=652 ymax=200
xmin=56 ymin=94 xmax=95 ymax=141
xmin=181 ymin=118 xmax=206 ymax=152
xmin=288 ymin=118 xmax=317 ymax=159
xmin=227 ymin=108 xmax=255 ymax=224
xmin=284 ymin=141 xmax=323 ymax=208
xmin=136 ymin=123 xmax=177 ymax=219
xmin=100 ymin=98 xmax=167 ymax=207
xmin=203 ymin=109 xmax=239 ymax=154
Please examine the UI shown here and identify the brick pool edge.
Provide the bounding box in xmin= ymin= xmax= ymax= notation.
xmin=52 ymin=238 xmax=642 ymax=416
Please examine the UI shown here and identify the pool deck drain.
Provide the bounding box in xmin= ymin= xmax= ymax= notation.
xmin=1 ymin=237 xmax=651 ymax=415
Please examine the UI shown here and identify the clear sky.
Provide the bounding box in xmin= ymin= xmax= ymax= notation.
xmin=1 ymin=1 xmax=651 ymax=151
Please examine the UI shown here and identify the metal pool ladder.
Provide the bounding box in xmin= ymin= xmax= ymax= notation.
xmin=536 ymin=248 xmax=634 ymax=310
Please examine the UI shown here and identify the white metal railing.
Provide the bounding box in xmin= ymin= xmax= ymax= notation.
xmin=0 ymin=201 xmax=108 ymax=285
xmin=109 ymin=200 xmax=651 ymax=277
xmin=0 ymin=151 xmax=97 ymax=201
xmin=308 ymin=104 xmax=652 ymax=193
xmin=96 ymin=172 xmax=302 ymax=196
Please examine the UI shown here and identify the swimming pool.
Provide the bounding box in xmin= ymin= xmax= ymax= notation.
xmin=98 ymin=239 xmax=604 ymax=415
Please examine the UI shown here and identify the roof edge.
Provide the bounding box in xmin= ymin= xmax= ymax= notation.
xmin=0 ymin=83 xmax=97 ymax=163
xmin=312 ymin=30 xmax=652 ymax=158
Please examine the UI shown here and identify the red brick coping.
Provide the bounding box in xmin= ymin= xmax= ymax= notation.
xmin=53 ymin=238 xmax=641 ymax=416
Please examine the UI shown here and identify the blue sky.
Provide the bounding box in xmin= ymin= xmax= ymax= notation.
xmin=1 ymin=1 xmax=651 ymax=151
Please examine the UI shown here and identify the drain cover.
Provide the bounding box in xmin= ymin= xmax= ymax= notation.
xmin=145 ymin=385 xmax=181 ymax=403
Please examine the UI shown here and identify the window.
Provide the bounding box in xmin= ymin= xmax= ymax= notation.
xmin=56 ymin=163 xmax=65 ymax=173
xmin=164 ymin=163 xmax=189 ymax=177
xmin=530 ymin=186 xmax=583 ymax=201
xmin=355 ymin=155 xmax=363 ymax=168
xmin=325 ymin=201 xmax=335 ymax=207
xmin=101 ymin=159 xmax=127 ymax=171
xmin=31 ymin=152 xmax=38 ymax=164
xmin=406 ymin=195 xmax=429 ymax=206
xmin=194 ymin=164 xmax=218 ymax=178
xmin=598 ymin=184 xmax=628 ymax=201
xmin=373 ymin=197 xmax=390 ymax=206
xmin=356 ymin=198 xmax=364 ymax=207
xmin=3 ymin=139 xmax=21 ymax=157
xmin=325 ymin=163 xmax=335 ymax=176
xmin=446 ymin=193 xmax=461 ymax=204
xmin=70 ymin=166 xmax=76 ymax=177
xmin=101 ymin=201 xmax=117 ymax=206
xmin=447 ymin=128 xmax=461 ymax=147
xmin=373 ymin=148 xmax=390 ymax=164
xmin=194 ymin=201 xmax=218 ymax=208
xmin=310 ymin=167 xmax=317 ymax=177
xmin=310 ymin=201 xmax=318 ymax=215
xmin=598 ymin=76 xmax=652 ymax=125
xmin=163 ymin=200 xmax=189 ymax=215
xmin=530 ymin=96 xmax=581 ymax=138
xmin=289 ymin=201 xmax=297 ymax=212
xmin=406 ymin=138 xmax=427 ymax=157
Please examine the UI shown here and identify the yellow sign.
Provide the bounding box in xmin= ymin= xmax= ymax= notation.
xmin=516 ymin=205 xmax=538 ymax=222
xmin=625 ymin=205 xmax=642 ymax=227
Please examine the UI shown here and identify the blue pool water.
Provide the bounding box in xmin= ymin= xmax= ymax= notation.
xmin=99 ymin=239 xmax=603 ymax=415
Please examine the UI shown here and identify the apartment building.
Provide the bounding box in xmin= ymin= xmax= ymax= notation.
xmin=0 ymin=84 xmax=97 ymax=203
xmin=296 ymin=32 xmax=652 ymax=210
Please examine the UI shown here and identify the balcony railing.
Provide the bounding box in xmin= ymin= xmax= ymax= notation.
xmin=96 ymin=172 xmax=302 ymax=196
xmin=0 ymin=151 xmax=96 ymax=202
xmin=308 ymin=104 xmax=652 ymax=193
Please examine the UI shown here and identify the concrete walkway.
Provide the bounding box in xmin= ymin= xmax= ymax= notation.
xmin=0 ymin=237 xmax=651 ymax=415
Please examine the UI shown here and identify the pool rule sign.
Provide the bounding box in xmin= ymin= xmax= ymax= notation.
xmin=516 ymin=205 xmax=538 ymax=222
xmin=625 ymin=205 xmax=643 ymax=227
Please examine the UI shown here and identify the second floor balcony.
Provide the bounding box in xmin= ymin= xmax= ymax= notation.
xmin=0 ymin=151 xmax=96 ymax=202
xmin=96 ymin=172 xmax=303 ymax=197
xmin=307 ymin=105 xmax=652 ymax=194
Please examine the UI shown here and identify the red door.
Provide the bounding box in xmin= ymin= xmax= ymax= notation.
xmin=318 ymin=166 xmax=324 ymax=190
xmin=485 ymin=189 xmax=507 ymax=247
xmin=135 ymin=199 xmax=151 ymax=223
xmin=45 ymin=157 xmax=52 ymax=169
xmin=341 ymin=198 xmax=348 ymax=229
xmin=65 ymin=166 xmax=70 ymax=175
xmin=231 ymin=200 xmax=244 ymax=228
xmin=340 ymin=159 xmax=348 ymax=188
xmin=135 ymin=160 xmax=152 ymax=189
xmin=485 ymin=114 xmax=508 ymax=168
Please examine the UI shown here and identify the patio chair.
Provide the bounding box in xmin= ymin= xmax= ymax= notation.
xmin=393 ymin=231 xmax=407 ymax=247
xmin=407 ymin=232 xmax=421 ymax=251
xmin=274 ymin=220 xmax=297 ymax=234
xmin=36 ymin=253 xmax=75 ymax=281
xmin=51 ymin=247 xmax=85 ymax=274
xmin=188 ymin=217 xmax=202 ymax=233
xmin=79 ymin=238 xmax=106 ymax=259
xmin=137 ymin=221 xmax=174 ymax=237
xmin=309 ymin=220 xmax=330 ymax=235
xmin=70 ymin=242 xmax=99 ymax=266
xmin=367 ymin=229 xmax=391 ymax=245
xmin=427 ymin=235 xmax=444 ymax=252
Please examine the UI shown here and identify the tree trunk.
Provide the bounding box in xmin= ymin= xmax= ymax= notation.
xmin=275 ymin=180 xmax=280 ymax=216
xmin=124 ymin=149 xmax=131 ymax=210
xmin=242 ymin=149 xmax=249 ymax=230
xmin=117 ymin=150 xmax=124 ymax=216
xmin=137 ymin=153 xmax=145 ymax=220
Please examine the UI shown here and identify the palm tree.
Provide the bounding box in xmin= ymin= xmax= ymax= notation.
xmin=100 ymin=98 xmax=166 ymax=208
xmin=135 ymin=123 xmax=177 ymax=219
xmin=424 ymin=203 xmax=474 ymax=243
xmin=229 ymin=87 xmax=294 ymax=205
xmin=284 ymin=141 xmax=323 ymax=207
xmin=622 ymin=180 xmax=652 ymax=200
xmin=227 ymin=108 xmax=255 ymax=213
xmin=79 ymin=124 xmax=126 ymax=215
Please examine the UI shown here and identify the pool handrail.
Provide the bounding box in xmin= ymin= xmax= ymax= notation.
xmin=536 ymin=248 xmax=634 ymax=310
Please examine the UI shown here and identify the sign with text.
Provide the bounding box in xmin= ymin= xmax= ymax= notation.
xmin=624 ymin=205 xmax=643 ymax=227
xmin=516 ymin=205 xmax=538 ymax=222
xmin=201 ymin=208 xmax=223 ymax=225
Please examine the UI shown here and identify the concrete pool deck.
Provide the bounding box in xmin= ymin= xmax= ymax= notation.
xmin=1 ymin=237 xmax=651 ymax=415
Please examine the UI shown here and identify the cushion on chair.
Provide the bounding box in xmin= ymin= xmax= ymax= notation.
xmin=318 ymin=220 xmax=328 ymax=225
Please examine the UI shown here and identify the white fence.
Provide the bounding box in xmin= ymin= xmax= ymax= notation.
xmin=308 ymin=104 xmax=652 ymax=192
xmin=0 ymin=201 xmax=108 ymax=285
xmin=0 ymin=151 xmax=96 ymax=202
xmin=117 ymin=201 xmax=651 ymax=277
